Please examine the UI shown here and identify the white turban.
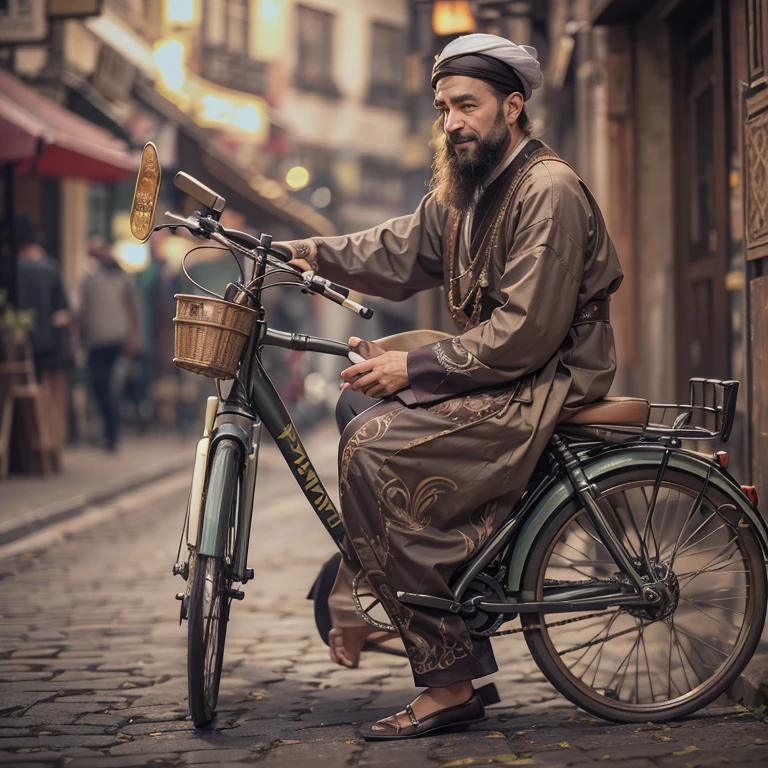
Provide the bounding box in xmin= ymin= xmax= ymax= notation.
xmin=432 ymin=33 xmax=543 ymax=101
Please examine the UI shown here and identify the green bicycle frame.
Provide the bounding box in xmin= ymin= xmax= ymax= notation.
xmin=198 ymin=316 xmax=350 ymax=577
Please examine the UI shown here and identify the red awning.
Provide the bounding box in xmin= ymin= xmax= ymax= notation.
xmin=0 ymin=70 xmax=134 ymax=182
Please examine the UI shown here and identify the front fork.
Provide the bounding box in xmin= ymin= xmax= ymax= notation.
xmin=178 ymin=398 xmax=261 ymax=582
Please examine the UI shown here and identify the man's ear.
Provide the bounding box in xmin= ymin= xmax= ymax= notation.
xmin=505 ymin=92 xmax=524 ymax=128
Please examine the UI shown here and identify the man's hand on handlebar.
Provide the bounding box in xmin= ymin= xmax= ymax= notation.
xmin=273 ymin=239 xmax=319 ymax=273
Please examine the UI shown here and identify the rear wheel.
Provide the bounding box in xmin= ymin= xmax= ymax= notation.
xmin=187 ymin=441 xmax=240 ymax=727
xmin=520 ymin=466 xmax=767 ymax=722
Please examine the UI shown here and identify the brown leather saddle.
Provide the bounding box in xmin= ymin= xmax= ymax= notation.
xmin=560 ymin=397 xmax=649 ymax=428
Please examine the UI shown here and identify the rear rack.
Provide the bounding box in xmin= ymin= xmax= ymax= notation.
xmin=646 ymin=378 xmax=739 ymax=442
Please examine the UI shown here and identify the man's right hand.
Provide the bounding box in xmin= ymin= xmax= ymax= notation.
xmin=273 ymin=239 xmax=319 ymax=273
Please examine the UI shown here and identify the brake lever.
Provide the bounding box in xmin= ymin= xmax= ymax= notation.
xmin=163 ymin=212 xmax=204 ymax=231
xmin=301 ymin=270 xmax=374 ymax=319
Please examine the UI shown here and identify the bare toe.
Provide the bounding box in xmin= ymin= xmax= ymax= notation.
xmin=328 ymin=627 xmax=362 ymax=668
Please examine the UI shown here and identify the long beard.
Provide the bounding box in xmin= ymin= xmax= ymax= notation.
xmin=429 ymin=110 xmax=511 ymax=213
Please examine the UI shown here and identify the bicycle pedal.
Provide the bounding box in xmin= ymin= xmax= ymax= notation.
xmin=172 ymin=562 xmax=189 ymax=579
xmin=227 ymin=588 xmax=245 ymax=601
xmin=243 ymin=568 xmax=254 ymax=583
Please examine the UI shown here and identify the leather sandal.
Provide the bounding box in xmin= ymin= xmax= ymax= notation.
xmin=362 ymin=691 xmax=485 ymax=741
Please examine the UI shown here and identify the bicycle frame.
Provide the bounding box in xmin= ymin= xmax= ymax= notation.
xmin=197 ymin=318 xmax=351 ymax=581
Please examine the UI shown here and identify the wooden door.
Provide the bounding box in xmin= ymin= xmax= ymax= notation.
xmin=671 ymin=0 xmax=730 ymax=399
xmin=745 ymin=0 xmax=768 ymax=492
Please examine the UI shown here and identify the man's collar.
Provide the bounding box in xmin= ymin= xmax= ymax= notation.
xmin=485 ymin=136 xmax=530 ymax=189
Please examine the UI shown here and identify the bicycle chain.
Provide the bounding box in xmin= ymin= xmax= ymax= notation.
xmin=487 ymin=577 xmax=628 ymax=639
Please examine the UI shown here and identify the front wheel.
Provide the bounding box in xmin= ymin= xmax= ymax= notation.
xmin=187 ymin=553 xmax=229 ymax=727
xmin=520 ymin=465 xmax=767 ymax=723
xmin=187 ymin=440 xmax=241 ymax=727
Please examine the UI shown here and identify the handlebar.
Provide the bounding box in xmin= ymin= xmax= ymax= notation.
xmin=161 ymin=212 xmax=374 ymax=320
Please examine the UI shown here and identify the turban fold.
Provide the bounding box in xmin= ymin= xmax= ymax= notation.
xmin=432 ymin=33 xmax=543 ymax=101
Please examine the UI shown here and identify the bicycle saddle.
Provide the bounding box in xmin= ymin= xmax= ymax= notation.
xmin=560 ymin=397 xmax=650 ymax=427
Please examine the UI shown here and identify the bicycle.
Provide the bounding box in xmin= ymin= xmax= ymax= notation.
xmin=129 ymin=142 xmax=768 ymax=728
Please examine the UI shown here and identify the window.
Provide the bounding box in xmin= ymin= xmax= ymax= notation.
xmin=201 ymin=0 xmax=267 ymax=96
xmin=296 ymin=5 xmax=338 ymax=96
xmin=368 ymin=23 xmax=406 ymax=109
xmin=203 ymin=0 xmax=248 ymax=53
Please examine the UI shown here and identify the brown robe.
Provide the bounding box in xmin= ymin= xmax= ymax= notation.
xmin=314 ymin=141 xmax=623 ymax=686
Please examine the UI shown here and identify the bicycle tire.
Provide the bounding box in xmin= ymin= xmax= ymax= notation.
xmin=520 ymin=465 xmax=767 ymax=723
xmin=187 ymin=441 xmax=240 ymax=727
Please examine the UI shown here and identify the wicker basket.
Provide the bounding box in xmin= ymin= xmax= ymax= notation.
xmin=173 ymin=294 xmax=257 ymax=379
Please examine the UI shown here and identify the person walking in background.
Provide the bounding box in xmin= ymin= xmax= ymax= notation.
xmin=78 ymin=237 xmax=140 ymax=452
xmin=15 ymin=215 xmax=74 ymax=471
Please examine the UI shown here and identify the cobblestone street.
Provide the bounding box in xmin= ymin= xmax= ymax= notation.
xmin=0 ymin=424 xmax=766 ymax=767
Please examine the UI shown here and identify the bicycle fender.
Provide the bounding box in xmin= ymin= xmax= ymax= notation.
xmin=506 ymin=445 xmax=768 ymax=593
xmin=199 ymin=438 xmax=243 ymax=558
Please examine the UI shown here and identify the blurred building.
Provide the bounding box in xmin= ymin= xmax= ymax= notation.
xmin=405 ymin=0 xmax=767 ymax=487
xmin=585 ymin=0 xmax=767 ymax=489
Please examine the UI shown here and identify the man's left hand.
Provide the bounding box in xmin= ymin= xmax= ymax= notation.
xmin=341 ymin=351 xmax=409 ymax=399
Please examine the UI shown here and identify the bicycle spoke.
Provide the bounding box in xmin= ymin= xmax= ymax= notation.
xmin=667 ymin=474 xmax=710 ymax=569
xmin=555 ymin=538 xmax=599 ymax=562
xmin=671 ymin=509 xmax=719 ymax=567
xmin=678 ymin=596 xmax=737 ymax=632
xmin=640 ymin=485 xmax=663 ymax=562
xmin=673 ymin=523 xmax=730 ymax=559
xmin=639 ymin=626 xmax=656 ymax=702
xmin=565 ymin=611 xmax=622 ymax=673
xmin=680 ymin=596 xmax=746 ymax=618
xmin=676 ymin=538 xmax=740 ymax=586
xmin=668 ymin=616 xmax=699 ymax=691
xmin=604 ymin=620 xmax=642 ymax=699
xmin=575 ymin=517 xmax=605 ymax=549
xmin=670 ymin=623 xmax=729 ymax=658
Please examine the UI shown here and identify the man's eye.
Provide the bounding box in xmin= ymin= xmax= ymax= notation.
xmin=462 ymin=104 xmax=475 ymax=111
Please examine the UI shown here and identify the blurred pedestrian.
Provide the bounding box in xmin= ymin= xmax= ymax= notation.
xmin=78 ymin=237 xmax=140 ymax=451
xmin=15 ymin=215 xmax=74 ymax=470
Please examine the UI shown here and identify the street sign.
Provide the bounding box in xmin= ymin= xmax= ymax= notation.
xmin=0 ymin=0 xmax=47 ymax=45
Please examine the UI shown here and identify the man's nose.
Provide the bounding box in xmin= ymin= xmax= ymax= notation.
xmin=444 ymin=110 xmax=464 ymax=134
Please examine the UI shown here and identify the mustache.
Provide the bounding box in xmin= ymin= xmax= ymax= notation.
xmin=447 ymin=131 xmax=476 ymax=146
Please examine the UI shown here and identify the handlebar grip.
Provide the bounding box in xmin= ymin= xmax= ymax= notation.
xmin=342 ymin=298 xmax=374 ymax=320
xmin=268 ymin=244 xmax=293 ymax=262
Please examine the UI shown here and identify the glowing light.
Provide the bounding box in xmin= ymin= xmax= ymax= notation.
xmin=310 ymin=186 xmax=332 ymax=208
xmin=165 ymin=0 xmax=197 ymax=24
xmin=153 ymin=39 xmax=186 ymax=92
xmin=285 ymin=166 xmax=310 ymax=190
xmin=432 ymin=1 xmax=476 ymax=36
xmin=259 ymin=0 xmax=283 ymax=23
xmin=115 ymin=241 xmax=150 ymax=273
xmin=194 ymin=88 xmax=268 ymax=139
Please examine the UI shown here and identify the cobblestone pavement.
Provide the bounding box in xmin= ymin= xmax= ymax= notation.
xmin=0 ymin=423 xmax=766 ymax=768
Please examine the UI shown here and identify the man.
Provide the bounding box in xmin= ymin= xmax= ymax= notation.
xmin=79 ymin=237 xmax=140 ymax=451
xmin=278 ymin=33 xmax=622 ymax=739
xmin=15 ymin=216 xmax=74 ymax=471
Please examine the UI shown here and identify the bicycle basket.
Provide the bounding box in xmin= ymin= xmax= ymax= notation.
xmin=172 ymin=294 xmax=257 ymax=379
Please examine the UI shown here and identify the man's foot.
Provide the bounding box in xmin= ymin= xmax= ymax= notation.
xmin=364 ymin=682 xmax=484 ymax=740
xmin=328 ymin=627 xmax=404 ymax=668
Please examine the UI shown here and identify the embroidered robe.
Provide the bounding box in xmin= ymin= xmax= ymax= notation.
xmin=313 ymin=142 xmax=624 ymax=686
